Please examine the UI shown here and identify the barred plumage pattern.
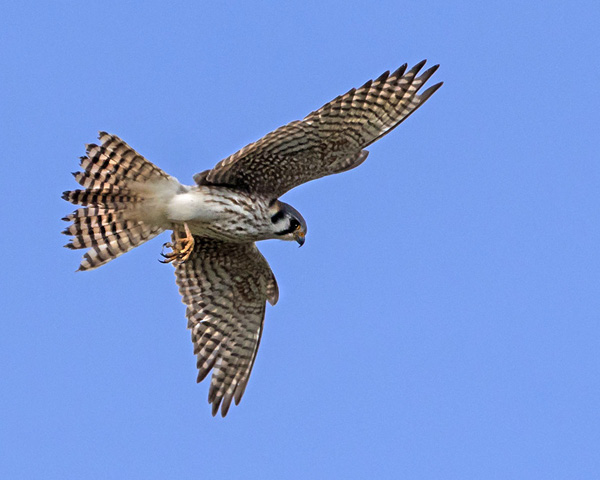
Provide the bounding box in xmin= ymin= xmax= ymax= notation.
xmin=62 ymin=132 xmax=169 ymax=270
xmin=198 ymin=60 xmax=442 ymax=198
xmin=174 ymin=236 xmax=279 ymax=417
xmin=62 ymin=60 xmax=442 ymax=417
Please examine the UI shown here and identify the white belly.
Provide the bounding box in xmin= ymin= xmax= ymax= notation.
xmin=163 ymin=185 xmax=273 ymax=242
xmin=166 ymin=189 xmax=221 ymax=223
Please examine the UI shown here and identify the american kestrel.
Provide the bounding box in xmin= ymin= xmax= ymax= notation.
xmin=62 ymin=60 xmax=442 ymax=416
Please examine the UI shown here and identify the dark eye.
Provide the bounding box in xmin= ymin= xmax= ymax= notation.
xmin=290 ymin=219 xmax=300 ymax=230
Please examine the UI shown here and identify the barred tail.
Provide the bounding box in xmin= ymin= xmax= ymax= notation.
xmin=62 ymin=132 xmax=180 ymax=271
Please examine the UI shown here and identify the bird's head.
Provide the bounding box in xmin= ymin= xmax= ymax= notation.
xmin=269 ymin=200 xmax=307 ymax=246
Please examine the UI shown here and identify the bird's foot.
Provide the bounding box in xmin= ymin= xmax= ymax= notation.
xmin=159 ymin=223 xmax=195 ymax=264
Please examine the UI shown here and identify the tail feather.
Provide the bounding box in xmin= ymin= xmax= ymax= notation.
xmin=62 ymin=189 xmax=138 ymax=208
xmin=66 ymin=222 xmax=162 ymax=271
xmin=62 ymin=132 xmax=177 ymax=271
xmin=80 ymin=133 xmax=171 ymax=186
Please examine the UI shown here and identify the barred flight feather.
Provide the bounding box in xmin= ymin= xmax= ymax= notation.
xmin=174 ymin=236 xmax=278 ymax=417
xmin=197 ymin=59 xmax=442 ymax=198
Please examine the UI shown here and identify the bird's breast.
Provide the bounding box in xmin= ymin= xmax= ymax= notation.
xmin=166 ymin=186 xmax=272 ymax=241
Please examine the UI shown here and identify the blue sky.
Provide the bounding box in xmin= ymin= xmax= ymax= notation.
xmin=1 ymin=1 xmax=599 ymax=478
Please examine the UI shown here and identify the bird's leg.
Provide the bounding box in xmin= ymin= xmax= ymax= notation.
xmin=160 ymin=223 xmax=195 ymax=264
xmin=177 ymin=222 xmax=195 ymax=262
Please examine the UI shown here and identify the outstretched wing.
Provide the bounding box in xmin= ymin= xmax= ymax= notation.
xmin=174 ymin=236 xmax=279 ymax=417
xmin=196 ymin=60 xmax=442 ymax=198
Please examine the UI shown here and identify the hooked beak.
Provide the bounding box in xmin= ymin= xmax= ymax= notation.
xmin=294 ymin=230 xmax=306 ymax=247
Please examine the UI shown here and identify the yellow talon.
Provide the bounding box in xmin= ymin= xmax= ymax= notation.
xmin=159 ymin=223 xmax=195 ymax=264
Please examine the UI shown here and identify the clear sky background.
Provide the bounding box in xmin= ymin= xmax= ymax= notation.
xmin=1 ymin=1 xmax=599 ymax=478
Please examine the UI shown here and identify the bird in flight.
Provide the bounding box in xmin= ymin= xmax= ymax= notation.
xmin=62 ymin=60 xmax=442 ymax=416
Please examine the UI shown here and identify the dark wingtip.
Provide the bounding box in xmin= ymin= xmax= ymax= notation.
xmin=413 ymin=59 xmax=428 ymax=71
xmin=374 ymin=70 xmax=390 ymax=83
xmin=406 ymin=60 xmax=427 ymax=79
xmin=422 ymin=64 xmax=440 ymax=77
xmin=196 ymin=369 xmax=210 ymax=383
xmin=61 ymin=191 xmax=71 ymax=201
xmin=414 ymin=65 xmax=441 ymax=94
xmin=359 ymin=78 xmax=373 ymax=90
xmin=391 ymin=63 xmax=408 ymax=79
xmin=420 ymin=81 xmax=444 ymax=101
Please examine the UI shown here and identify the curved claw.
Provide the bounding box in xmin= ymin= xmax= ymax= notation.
xmin=158 ymin=223 xmax=195 ymax=266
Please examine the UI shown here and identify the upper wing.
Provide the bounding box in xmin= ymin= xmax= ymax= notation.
xmin=196 ymin=60 xmax=442 ymax=199
xmin=174 ymin=235 xmax=278 ymax=417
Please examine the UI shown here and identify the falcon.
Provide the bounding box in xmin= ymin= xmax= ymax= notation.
xmin=62 ymin=60 xmax=442 ymax=416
